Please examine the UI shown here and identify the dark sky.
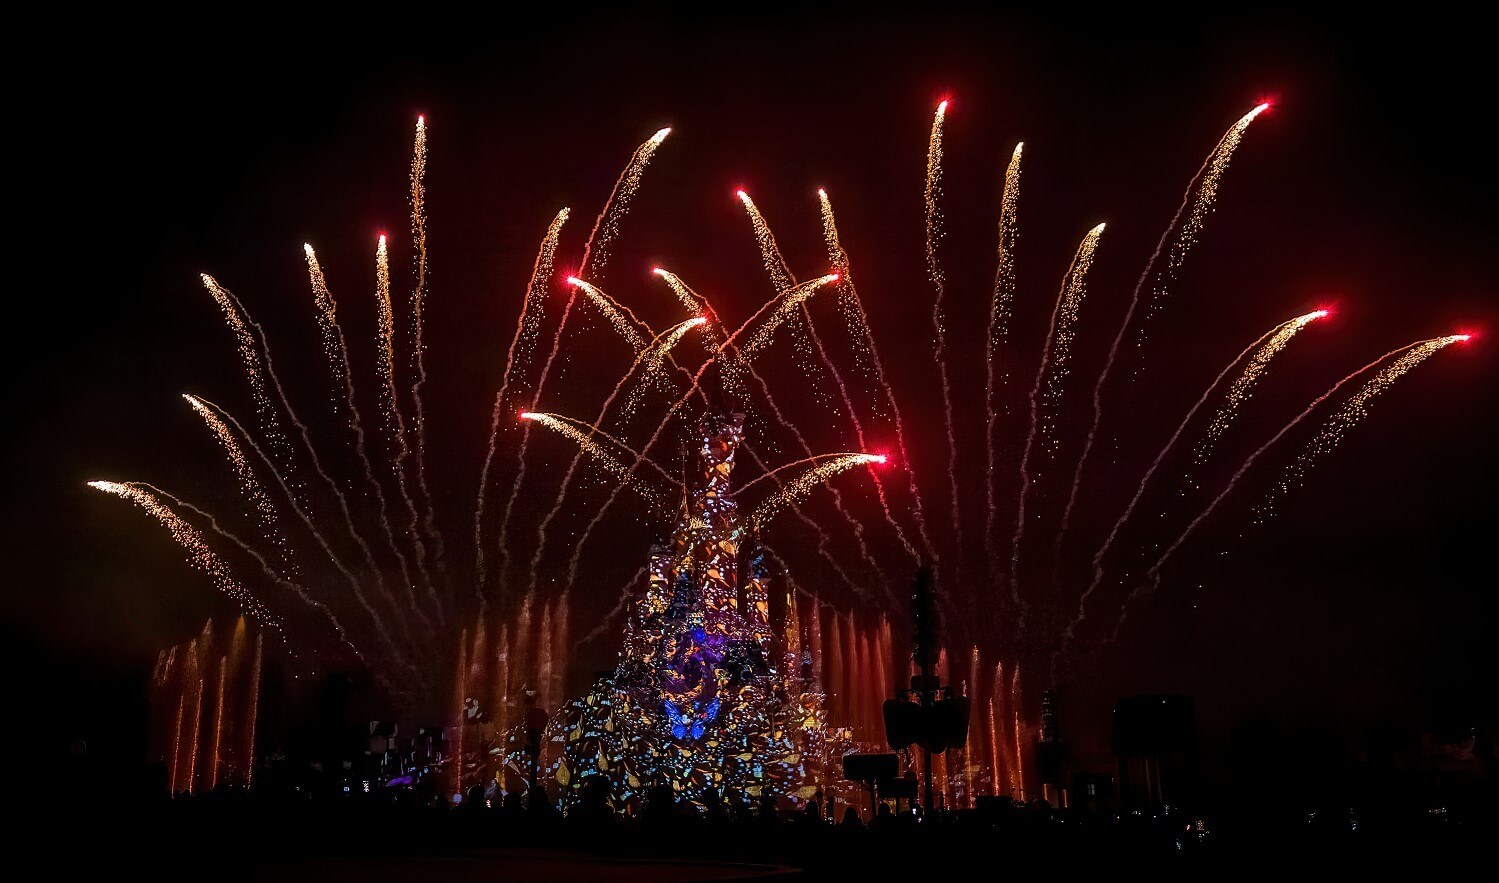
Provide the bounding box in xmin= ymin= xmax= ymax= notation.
xmin=5 ymin=10 xmax=1494 ymax=770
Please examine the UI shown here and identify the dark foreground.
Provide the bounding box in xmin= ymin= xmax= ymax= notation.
xmin=42 ymin=793 xmax=1495 ymax=880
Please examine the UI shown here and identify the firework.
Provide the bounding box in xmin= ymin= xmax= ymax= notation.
xmin=738 ymin=274 xmax=839 ymax=361
xmin=924 ymin=100 xmax=964 ymax=593
xmin=819 ymin=189 xmax=930 ymax=562
xmin=519 ymin=412 xmax=670 ymax=506
xmin=985 ymin=142 xmax=1025 ymax=580
xmin=495 ymin=127 xmax=670 ymax=594
xmin=1201 ymin=309 xmax=1330 ymax=450
xmin=1064 ymin=310 xmax=1329 ymax=646
xmin=87 ymin=481 xmax=278 ymax=625
xmin=182 ymin=393 xmax=284 ymax=560
xmin=406 ymin=116 xmax=447 ymax=584
xmin=750 ymin=454 xmax=886 ymax=529
xmin=1110 ymin=335 xmax=1467 ymax=641
xmin=474 ymin=209 xmax=569 ymax=592
xmin=1063 ymin=103 xmax=1272 ymax=542
xmin=304 ymin=244 xmax=420 ymax=623
xmin=1009 ymin=224 xmax=1105 ymax=611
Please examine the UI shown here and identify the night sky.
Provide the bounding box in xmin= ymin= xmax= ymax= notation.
xmin=5 ymin=11 xmax=1494 ymax=777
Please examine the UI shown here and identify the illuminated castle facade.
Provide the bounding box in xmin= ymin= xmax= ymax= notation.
xmin=524 ymin=413 xmax=836 ymax=809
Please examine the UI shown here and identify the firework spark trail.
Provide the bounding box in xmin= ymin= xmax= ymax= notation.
xmin=518 ymin=412 xmax=669 ymax=507
xmin=305 ymin=245 xmax=424 ymax=633
xmin=496 ymin=128 xmax=669 ymax=592
xmin=737 ymin=453 xmax=884 ymax=494
xmin=738 ymin=193 xmax=906 ymax=589
xmin=566 ymin=277 xmax=650 ymax=352
xmin=736 ymin=191 xmax=825 ymax=392
xmin=621 ymin=316 xmax=711 ymax=418
xmin=1261 ymin=335 xmax=1470 ymax=515
xmin=1008 ymin=225 xmax=1106 ymax=613
xmin=1061 ymin=103 xmax=1271 ymax=545
xmin=136 ymin=481 xmax=381 ymax=676
xmin=87 ymin=481 xmax=278 ymax=625
xmin=924 ymin=101 xmax=965 ymax=585
xmin=1200 ymin=310 xmax=1330 ymax=453
xmin=819 ymin=190 xmax=930 ymax=563
xmin=405 ymin=116 xmax=448 ymax=590
xmin=990 ymin=660 xmax=1004 ymax=795
xmin=582 ymin=127 xmax=671 ymax=280
xmin=985 ymin=143 xmax=1025 ymax=586
xmin=734 ymin=192 xmax=895 ymax=588
xmin=750 ymin=454 xmax=887 ymax=529
xmin=182 ymin=393 xmax=288 ymax=568
xmin=1061 ymin=311 xmax=1323 ymax=650
xmin=1106 ymin=335 xmax=1465 ymax=643
xmin=374 ymin=235 xmax=437 ymax=607
xmin=187 ymin=675 xmax=203 ymax=793
xmin=202 ymin=276 xmax=294 ymax=476
xmin=474 ymin=210 xmax=569 ymax=593
xmin=526 ymin=317 xmax=707 ymax=597
xmin=739 ymin=443 xmax=867 ymax=597
xmin=198 ymin=279 xmax=405 ymax=630
xmin=560 ymin=288 xmax=878 ymax=599
xmin=737 ymin=275 xmax=840 ymax=361
xmin=653 ymin=270 xmax=721 ymax=350
xmin=183 ymin=398 xmax=415 ymax=674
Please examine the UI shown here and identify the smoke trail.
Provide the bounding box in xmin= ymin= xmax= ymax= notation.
xmin=1008 ymin=225 xmax=1106 ymax=614
xmin=576 ymin=566 xmax=648 ymax=647
xmin=496 ymin=128 xmax=669 ymax=594
xmin=1061 ymin=104 xmax=1271 ymax=546
xmin=373 ymin=235 xmax=437 ymax=611
xmin=924 ymin=101 xmax=964 ymax=589
xmin=474 ymin=210 xmax=569 ymax=594
xmin=1062 ymin=311 xmax=1323 ymax=650
xmin=985 ymin=143 xmax=1025 ymax=588
xmin=405 ymin=116 xmax=448 ymax=588
xmin=819 ymin=190 xmax=931 ymax=563
xmin=304 ymin=245 xmax=424 ymax=633
xmin=1107 ymin=335 xmax=1464 ymax=642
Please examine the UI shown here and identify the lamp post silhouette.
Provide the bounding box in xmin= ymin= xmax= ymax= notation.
xmin=883 ymin=566 xmax=969 ymax=814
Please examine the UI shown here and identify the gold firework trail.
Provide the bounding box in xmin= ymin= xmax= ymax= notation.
xmin=750 ymin=454 xmax=886 ymax=530
xmin=1064 ymin=310 xmax=1326 ymax=650
xmin=474 ymin=209 xmax=569 ymax=593
xmin=819 ymin=190 xmax=929 ymax=563
xmin=1009 ymin=224 xmax=1106 ymax=612
xmin=1109 ymin=334 xmax=1465 ymax=642
xmin=985 ymin=143 xmax=1024 ymax=583
xmin=1063 ymin=103 xmax=1272 ymax=543
xmin=498 ymin=128 xmax=671 ymax=593
xmin=182 ymin=393 xmax=287 ymax=567
xmin=567 ymin=277 xmax=650 ymax=352
xmin=87 ymin=481 xmax=278 ymax=625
